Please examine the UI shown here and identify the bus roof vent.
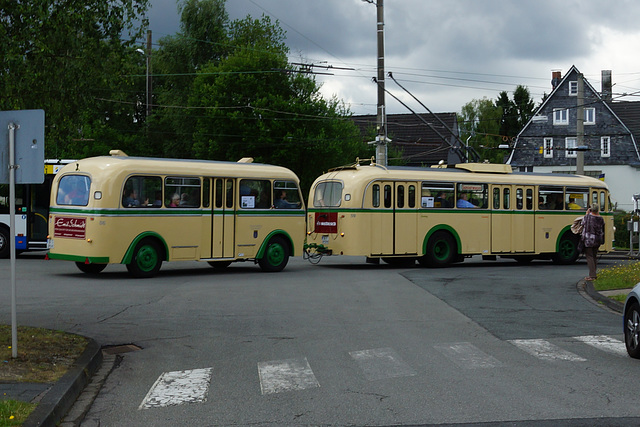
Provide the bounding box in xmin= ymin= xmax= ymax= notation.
xmin=454 ymin=163 xmax=512 ymax=174
xmin=109 ymin=150 xmax=128 ymax=157
xmin=237 ymin=157 xmax=254 ymax=163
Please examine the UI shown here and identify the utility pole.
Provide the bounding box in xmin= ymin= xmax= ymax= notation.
xmin=146 ymin=30 xmax=152 ymax=117
xmin=363 ymin=0 xmax=388 ymax=166
xmin=576 ymin=72 xmax=584 ymax=175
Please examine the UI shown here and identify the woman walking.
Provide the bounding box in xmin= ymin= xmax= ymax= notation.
xmin=581 ymin=203 xmax=605 ymax=281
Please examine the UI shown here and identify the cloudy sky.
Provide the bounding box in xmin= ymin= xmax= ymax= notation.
xmin=145 ymin=0 xmax=640 ymax=116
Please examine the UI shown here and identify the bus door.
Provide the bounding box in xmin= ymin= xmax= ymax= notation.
xmin=512 ymin=186 xmax=535 ymax=252
xmin=491 ymin=185 xmax=512 ymax=253
xmin=370 ymin=181 xmax=417 ymax=256
xmin=209 ymin=178 xmax=236 ymax=259
xmin=394 ymin=182 xmax=418 ymax=255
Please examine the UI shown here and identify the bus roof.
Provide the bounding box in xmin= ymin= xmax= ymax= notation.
xmin=58 ymin=154 xmax=300 ymax=181
xmin=315 ymin=163 xmax=609 ymax=189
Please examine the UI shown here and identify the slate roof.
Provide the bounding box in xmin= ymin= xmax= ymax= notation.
xmin=607 ymin=101 xmax=640 ymax=141
xmin=352 ymin=113 xmax=459 ymax=166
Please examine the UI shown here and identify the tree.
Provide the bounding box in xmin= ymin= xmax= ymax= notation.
xmin=495 ymin=85 xmax=536 ymax=140
xmin=458 ymin=98 xmax=503 ymax=163
xmin=0 ymin=0 xmax=150 ymax=158
xmin=189 ymin=15 xmax=368 ymax=190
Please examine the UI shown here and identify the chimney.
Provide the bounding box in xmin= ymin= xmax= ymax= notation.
xmin=551 ymin=70 xmax=562 ymax=90
xmin=601 ymin=70 xmax=612 ymax=101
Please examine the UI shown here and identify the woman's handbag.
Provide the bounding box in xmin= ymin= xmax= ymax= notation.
xmin=571 ymin=216 xmax=584 ymax=234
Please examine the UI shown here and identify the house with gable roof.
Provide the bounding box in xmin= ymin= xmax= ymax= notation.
xmin=506 ymin=65 xmax=640 ymax=211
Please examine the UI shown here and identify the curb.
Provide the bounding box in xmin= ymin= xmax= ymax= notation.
xmin=22 ymin=338 xmax=102 ymax=427
xmin=581 ymin=279 xmax=625 ymax=314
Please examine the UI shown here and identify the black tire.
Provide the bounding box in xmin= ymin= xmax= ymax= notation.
xmin=423 ymin=231 xmax=456 ymax=267
xmin=552 ymin=232 xmax=580 ymax=265
xmin=258 ymin=236 xmax=289 ymax=272
xmin=75 ymin=262 xmax=107 ymax=275
xmin=126 ymin=239 xmax=163 ymax=278
xmin=207 ymin=261 xmax=232 ymax=269
xmin=626 ymin=302 xmax=640 ymax=359
xmin=0 ymin=227 xmax=9 ymax=259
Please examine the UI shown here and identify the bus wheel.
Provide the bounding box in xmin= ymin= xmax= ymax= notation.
xmin=423 ymin=231 xmax=456 ymax=267
xmin=126 ymin=239 xmax=163 ymax=278
xmin=552 ymin=233 xmax=579 ymax=265
xmin=258 ymin=236 xmax=289 ymax=272
xmin=0 ymin=227 xmax=9 ymax=259
xmin=207 ymin=261 xmax=232 ymax=269
xmin=75 ymin=262 xmax=107 ymax=275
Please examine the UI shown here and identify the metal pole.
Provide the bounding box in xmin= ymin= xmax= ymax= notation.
xmin=9 ymin=122 xmax=18 ymax=358
xmin=576 ymin=73 xmax=584 ymax=175
xmin=146 ymin=30 xmax=152 ymax=117
xmin=375 ymin=0 xmax=387 ymax=166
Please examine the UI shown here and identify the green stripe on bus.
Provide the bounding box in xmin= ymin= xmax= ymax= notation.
xmin=47 ymin=253 xmax=110 ymax=263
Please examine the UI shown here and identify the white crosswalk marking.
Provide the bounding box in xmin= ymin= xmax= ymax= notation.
xmin=139 ymin=367 xmax=213 ymax=409
xmin=349 ymin=347 xmax=417 ymax=381
xmin=258 ymin=357 xmax=320 ymax=395
xmin=574 ymin=335 xmax=627 ymax=356
xmin=434 ymin=342 xmax=502 ymax=369
xmin=509 ymin=339 xmax=587 ymax=362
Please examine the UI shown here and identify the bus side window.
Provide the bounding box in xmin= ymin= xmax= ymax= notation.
xmin=503 ymin=188 xmax=510 ymax=210
xmin=408 ymin=185 xmax=416 ymax=208
xmin=397 ymin=185 xmax=405 ymax=208
xmin=493 ymin=187 xmax=500 ymax=209
xmin=516 ymin=188 xmax=523 ymax=210
xmin=226 ymin=180 xmax=234 ymax=209
xmin=383 ymin=185 xmax=392 ymax=208
xmin=215 ymin=179 xmax=223 ymax=208
xmin=273 ymin=180 xmax=301 ymax=209
xmin=526 ymin=188 xmax=533 ymax=210
xmin=202 ymin=178 xmax=210 ymax=208
xmin=372 ymin=184 xmax=380 ymax=208
xmin=240 ymin=179 xmax=270 ymax=209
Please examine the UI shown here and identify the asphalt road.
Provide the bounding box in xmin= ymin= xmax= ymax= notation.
xmin=1 ymin=253 xmax=638 ymax=426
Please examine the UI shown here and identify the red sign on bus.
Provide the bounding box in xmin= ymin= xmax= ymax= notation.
xmin=54 ymin=216 xmax=86 ymax=239
xmin=314 ymin=212 xmax=338 ymax=234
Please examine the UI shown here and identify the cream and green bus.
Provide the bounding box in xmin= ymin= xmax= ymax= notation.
xmin=305 ymin=160 xmax=613 ymax=266
xmin=47 ymin=151 xmax=305 ymax=277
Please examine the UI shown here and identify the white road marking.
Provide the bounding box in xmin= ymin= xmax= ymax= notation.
xmin=433 ymin=342 xmax=502 ymax=369
xmin=574 ymin=335 xmax=627 ymax=356
xmin=258 ymin=357 xmax=320 ymax=395
xmin=509 ymin=339 xmax=587 ymax=362
xmin=349 ymin=347 xmax=417 ymax=381
xmin=139 ymin=367 xmax=213 ymax=409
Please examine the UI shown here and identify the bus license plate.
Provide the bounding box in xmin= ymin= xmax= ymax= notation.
xmin=322 ymin=235 xmax=329 ymax=245
xmin=47 ymin=239 xmax=54 ymax=249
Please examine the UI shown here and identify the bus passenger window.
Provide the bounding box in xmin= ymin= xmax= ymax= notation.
xmin=57 ymin=175 xmax=91 ymax=206
xmin=565 ymin=187 xmax=588 ymax=210
xmin=493 ymin=188 xmax=500 ymax=209
xmin=226 ymin=180 xmax=234 ymax=209
xmin=384 ymin=185 xmax=392 ymax=208
xmin=422 ymin=182 xmax=454 ymax=208
xmin=314 ymin=181 xmax=342 ymax=207
xmin=372 ymin=184 xmax=380 ymax=208
xmin=202 ymin=179 xmax=210 ymax=208
xmin=240 ymin=179 xmax=270 ymax=209
xmin=408 ymin=185 xmax=416 ymax=208
xmin=274 ymin=180 xmax=301 ymax=209
xmin=526 ymin=189 xmax=533 ymax=210
xmin=123 ymin=176 xmax=162 ymax=208
xmin=503 ymin=188 xmax=510 ymax=209
xmin=165 ymin=177 xmax=201 ymax=208
xmin=397 ymin=185 xmax=405 ymax=208
xmin=516 ymin=189 xmax=523 ymax=210
xmin=539 ymin=187 xmax=563 ymax=210
xmin=215 ymin=179 xmax=223 ymax=208
xmin=457 ymin=183 xmax=487 ymax=208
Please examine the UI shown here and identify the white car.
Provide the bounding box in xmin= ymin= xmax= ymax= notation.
xmin=624 ymin=282 xmax=640 ymax=358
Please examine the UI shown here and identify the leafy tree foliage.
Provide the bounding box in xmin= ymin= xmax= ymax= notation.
xmin=0 ymin=0 xmax=150 ymax=158
xmin=459 ymin=86 xmax=536 ymax=164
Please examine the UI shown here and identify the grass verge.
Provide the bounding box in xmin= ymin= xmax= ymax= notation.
xmin=593 ymin=260 xmax=640 ymax=300
xmin=1 ymin=325 xmax=88 ymax=425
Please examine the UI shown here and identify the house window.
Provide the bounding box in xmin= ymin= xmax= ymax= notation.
xmin=566 ymin=137 xmax=577 ymax=158
xmin=569 ymin=81 xmax=578 ymax=96
xmin=553 ymin=108 xmax=568 ymax=125
xmin=584 ymin=107 xmax=595 ymax=125
xmin=601 ymin=136 xmax=611 ymax=158
xmin=543 ymin=138 xmax=553 ymax=158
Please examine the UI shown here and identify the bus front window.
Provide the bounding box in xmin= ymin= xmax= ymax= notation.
xmin=314 ymin=181 xmax=342 ymax=207
xmin=57 ymin=175 xmax=90 ymax=206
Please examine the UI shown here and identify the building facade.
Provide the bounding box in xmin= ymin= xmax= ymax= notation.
xmin=507 ymin=66 xmax=640 ymax=211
